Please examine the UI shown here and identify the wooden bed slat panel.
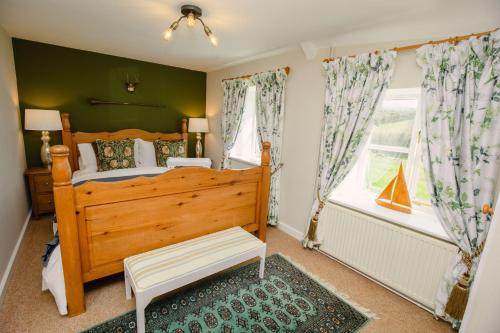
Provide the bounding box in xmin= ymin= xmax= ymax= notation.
xmin=74 ymin=167 xmax=261 ymax=206
xmin=85 ymin=182 xmax=258 ymax=267
xmin=81 ymin=223 xmax=260 ymax=283
xmin=86 ymin=182 xmax=258 ymax=233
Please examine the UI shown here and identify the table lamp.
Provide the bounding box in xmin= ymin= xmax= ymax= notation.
xmin=25 ymin=109 xmax=63 ymax=168
xmin=188 ymin=118 xmax=209 ymax=158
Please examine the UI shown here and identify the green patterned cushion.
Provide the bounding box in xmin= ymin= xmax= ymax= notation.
xmin=95 ymin=139 xmax=136 ymax=171
xmin=154 ymin=140 xmax=187 ymax=166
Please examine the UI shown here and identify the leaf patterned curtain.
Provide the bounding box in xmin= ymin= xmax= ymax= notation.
xmin=221 ymin=79 xmax=250 ymax=169
xmin=303 ymin=51 xmax=397 ymax=248
xmin=416 ymin=30 xmax=500 ymax=326
xmin=253 ymin=68 xmax=288 ymax=226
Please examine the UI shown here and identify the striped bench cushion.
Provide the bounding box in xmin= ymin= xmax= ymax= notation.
xmin=125 ymin=227 xmax=264 ymax=291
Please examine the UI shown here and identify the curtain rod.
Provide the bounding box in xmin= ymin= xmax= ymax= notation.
xmin=222 ymin=66 xmax=290 ymax=82
xmin=322 ymin=28 xmax=498 ymax=63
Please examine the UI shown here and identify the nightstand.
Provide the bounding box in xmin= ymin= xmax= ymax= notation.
xmin=25 ymin=167 xmax=54 ymax=219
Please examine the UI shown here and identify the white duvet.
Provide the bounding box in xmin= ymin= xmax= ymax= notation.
xmin=41 ymin=222 xmax=67 ymax=315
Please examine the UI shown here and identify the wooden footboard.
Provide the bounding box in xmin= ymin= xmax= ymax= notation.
xmin=50 ymin=143 xmax=271 ymax=317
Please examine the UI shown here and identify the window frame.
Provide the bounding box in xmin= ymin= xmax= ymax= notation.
xmin=366 ymin=88 xmax=429 ymax=206
xmin=331 ymin=88 xmax=431 ymax=212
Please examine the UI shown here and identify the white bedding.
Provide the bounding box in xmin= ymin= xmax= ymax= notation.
xmin=41 ymin=222 xmax=67 ymax=315
xmin=72 ymin=166 xmax=172 ymax=184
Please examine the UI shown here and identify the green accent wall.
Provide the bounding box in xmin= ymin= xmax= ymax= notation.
xmin=12 ymin=39 xmax=206 ymax=167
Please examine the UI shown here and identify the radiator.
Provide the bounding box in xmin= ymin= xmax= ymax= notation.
xmin=318 ymin=203 xmax=457 ymax=310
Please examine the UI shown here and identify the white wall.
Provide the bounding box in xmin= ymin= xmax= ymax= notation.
xmin=0 ymin=24 xmax=29 ymax=301
xmin=205 ymin=37 xmax=428 ymax=234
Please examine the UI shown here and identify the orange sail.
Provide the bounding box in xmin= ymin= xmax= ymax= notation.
xmin=375 ymin=162 xmax=412 ymax=214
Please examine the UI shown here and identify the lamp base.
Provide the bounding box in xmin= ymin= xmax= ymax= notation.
xmin=195 ymin=133 xmax=203 ymax=158
xmin=40 ymin=130 xmax=52 ymax=169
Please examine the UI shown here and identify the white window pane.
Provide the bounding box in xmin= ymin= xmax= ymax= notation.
xmin=365 ymin=149 xmax=408 ymax=193
xmin=371 ymin=99 xmax=417 ymax=148
xmin=414 ymin=160 xmax=432 ymax=204
xmin=229 ymin=86 xmax=261 ymax=164
xmin=332 ymin=88 xmax=430 ymax=210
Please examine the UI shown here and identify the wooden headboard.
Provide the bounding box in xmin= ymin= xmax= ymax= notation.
xmin=60 ymin=113 xmax=188 ymax=171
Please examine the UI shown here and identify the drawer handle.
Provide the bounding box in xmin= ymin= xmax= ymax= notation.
xmin=48 ymin=200 xmax=53 ymax=204
xmin=45 ymin=182 xmax=49 ymax=186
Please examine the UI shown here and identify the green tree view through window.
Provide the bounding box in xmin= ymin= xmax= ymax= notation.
xmin=333 ymin=88 xmax=431 ymax=208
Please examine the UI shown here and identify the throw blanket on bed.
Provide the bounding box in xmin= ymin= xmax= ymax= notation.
xmin=42 ymin=215 xmax=59 ymax=267
xmin=72 ymin=166 xmax=172 ymax=186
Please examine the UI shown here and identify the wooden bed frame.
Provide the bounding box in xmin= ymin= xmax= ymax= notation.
xmin=51 ymin=113 xmax=271 ymax=317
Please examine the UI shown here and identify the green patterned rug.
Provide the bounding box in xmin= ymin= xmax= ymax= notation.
xmin=82 ymin=254 xmax=370 ymax=333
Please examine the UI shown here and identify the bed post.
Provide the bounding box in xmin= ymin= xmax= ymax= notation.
xmin=50 ymin=145 xmax=85 ymax=316
xmin=60 ymin=113 xmax=75 ymax=171
xmin=181 ymin=118 xmax=188 ymax=155
xmin=258 ymin=142 xmax=271 ymax=241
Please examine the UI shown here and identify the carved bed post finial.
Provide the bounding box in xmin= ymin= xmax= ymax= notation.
xmin=258 ymin=142 xmax=271 ymax=241
xmin=182 ymin=118 xmax=188 ymax=135
xmin=61 ymin=113 xmax=71 ymax=131
xmin=51 ymin=145 xmax=72 ymax=185
xmin=261 ymin=142 xmax=271 ymax=167
xmin=50 ymin=145 xmax=85 ymax=316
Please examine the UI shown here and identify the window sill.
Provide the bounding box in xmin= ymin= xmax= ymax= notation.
xmin=329 ymin=191 xmax=451 ymax=243
xmin=229 ymin=156 xmax=261 ymax=167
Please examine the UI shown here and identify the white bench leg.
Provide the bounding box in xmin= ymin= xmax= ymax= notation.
xmin=259 ymin=245 xmax=266 ymax=279
xmin=136 ymin=296 xmax=146 ymax=333
xmin=125 ymin=270 xmax=132 ymax=300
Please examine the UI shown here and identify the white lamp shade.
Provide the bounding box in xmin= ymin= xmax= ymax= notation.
xmin=25 ymin=109 xmax=63 ymax=131
xmin=188 ymin=118 xmax=209 ymax=133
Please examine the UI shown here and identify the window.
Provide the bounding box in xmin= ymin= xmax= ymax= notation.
xmin=332 ymin=88 xmax=431 ymax=208
xmin=229 ymin=86 xmax=261 ymax=165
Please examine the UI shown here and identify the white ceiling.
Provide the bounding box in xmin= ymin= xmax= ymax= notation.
xmin=0 ymin=0 xmax=498 ymax=72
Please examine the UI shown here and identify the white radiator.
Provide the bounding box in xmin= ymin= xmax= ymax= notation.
xmin=318 ymin=203 xmax=457 ymax=310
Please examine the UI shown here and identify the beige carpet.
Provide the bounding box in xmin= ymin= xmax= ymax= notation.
xmin=0 ymin=216 xmax=453 ymax=333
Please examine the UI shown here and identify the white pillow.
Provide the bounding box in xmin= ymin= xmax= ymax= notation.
xmin=77 ymin=143 xmax=97 ymax=172
xmin=134 ymin=139 xmax=140 ymax=166
xmin=167 ymin=157 xmax=211 ymax=168
xmin=136 ymin=139 xmax=156 ymax=167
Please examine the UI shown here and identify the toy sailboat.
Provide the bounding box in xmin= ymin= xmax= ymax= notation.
xmin=375 ymin=162 xmax=412 ymax=214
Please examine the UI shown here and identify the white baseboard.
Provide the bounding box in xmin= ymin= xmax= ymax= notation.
xmin=276 ymin=221 xmax=304 ymax=241
xmin=0 ymin=209 xmax=31 ymax=305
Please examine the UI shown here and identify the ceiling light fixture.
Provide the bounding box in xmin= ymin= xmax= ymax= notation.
xmin=163 ymin=5 xmax=217 ymax=47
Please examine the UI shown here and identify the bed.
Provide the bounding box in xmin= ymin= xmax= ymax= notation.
xmin=50 ymin=113 xmax=271 ymax=317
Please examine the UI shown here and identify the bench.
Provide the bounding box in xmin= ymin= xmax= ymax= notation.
xmin=123 ymin=227 xmax=267 ymax=333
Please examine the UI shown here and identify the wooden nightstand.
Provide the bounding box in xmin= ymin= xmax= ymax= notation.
xmin=25 ymin=167 xmax=54 ymax=219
